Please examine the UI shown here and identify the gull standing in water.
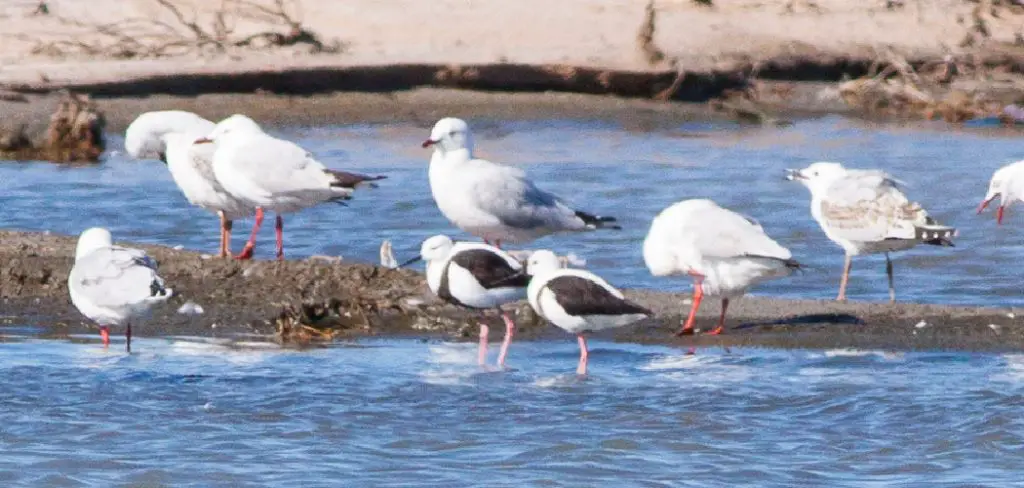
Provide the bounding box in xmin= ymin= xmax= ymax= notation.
xmin=643 ymin=199 xmax=800 ymax=336
xmin=526 ymin=250 xmax=651 ymax=375
xmin=124 ymin=110 xmax=252 ymax=257
xmin=68 ymin=228 xmax=172 ymax=352
xmin=977 ymin=160 xmax=1024 ymax=224
xmin=422 ymin=117 xmax=619 ymax=248
xmin=401 ymin=235 xmax=528 ymax=368
xmin=197 ymin=115 xmax=387 ymax=260
xmin=786 ymin=162 xmax=956 ymax=302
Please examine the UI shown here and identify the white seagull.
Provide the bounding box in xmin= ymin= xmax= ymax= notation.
xmin=786 ymin=162 xmax=956 ymax=302
xmin=68 ymin=227 xmax=173 ymax=352
xmin=196 ymin=114 xmax=386 ymax=260
xmin=124 ymin=110 xmax=252 ymax=257
xmin=977 ymin=160 xmax=1024 ymax=224
xmin=643 ymin=199 xmax=800 ymax=336
xmin=422 ymin=117 xmax=619 ymax=248
xmin=401 ymin=235 xmax=529 ymax=367
xmin=526 ymin=250 xmax=651 ymax=375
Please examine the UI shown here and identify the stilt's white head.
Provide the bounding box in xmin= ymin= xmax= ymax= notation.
xmin=526 ymin=250 xmax=561 ymax=276
xmin=76 ymin=227 xmax=113 ymax=261
xmin=421 ymin=117 xmax=473 ymax=155
xmin=195 ymin=114 xmax=264 ymax=145
xmin=419 ymin=235 xmax=455 ymax=263
xmin=784 ymin=161 xmax=849 ymax=196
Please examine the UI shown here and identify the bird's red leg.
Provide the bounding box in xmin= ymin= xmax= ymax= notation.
xmin=495 ymin=239 xmax=502 ymax=249
xmin=998 ymin=205 xmax=1006 ymax=225
xmin=706 ymin=298 xmax=729 ymax=335
xmin=274 ymin=214 xmax=284 ymax=260
xmin=99 ymin=325 xmax=110 ymax=347
xmin=497 ymin=312 xmax=515 ymax=368
xmin=217 ymin=211 xmax=228 ymax=258
xmin=236 ymin=207 xmax=264 ymax=260
xmin=677 ymin=272 xmax=705 ymax=336
xmin=576 ymin=334 xmax=589 ymax=375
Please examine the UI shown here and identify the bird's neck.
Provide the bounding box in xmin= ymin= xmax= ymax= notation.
xmin=433 ymin=148 xmax=472 ymax=165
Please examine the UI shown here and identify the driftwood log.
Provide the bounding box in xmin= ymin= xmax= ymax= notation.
xmin=0 ymin=92 xmax=105 ymax=163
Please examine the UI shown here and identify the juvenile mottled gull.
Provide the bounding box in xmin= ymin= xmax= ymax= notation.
xmin=643 ymin=199 xmax=800 ymax=336
xmin=125 ymin=110 xmax=251 ymax=257
xmin=786 ymin=161 xmax=956 ymax=302
xmin=401 ymin=235 xmax=528 ymax=368
xmin=197 ymin=114 xmax=386 ymax=260
xmin=422 ymin=117 xmax=619 ymax=248
xmin=977 ymin=160 xmax=1024 ymax=224
xmin=68 ymin=228 xmax=172 ymax=352
xmin=526 ymin=250 xmax=651 ymax=375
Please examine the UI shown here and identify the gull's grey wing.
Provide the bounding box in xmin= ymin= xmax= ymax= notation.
xmin=69 ymin=246 xmax=168 ymax=311
xmin=690 ymin=203 xmax=792 ymax=261
xmin=819 ymin=173 xmax=929 ymax=242
xmin=467 ymin=160 xmax=585 ymax=231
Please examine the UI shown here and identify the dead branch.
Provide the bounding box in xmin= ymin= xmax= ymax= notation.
xmin=5 ymin=0 xmax=344 ymax=60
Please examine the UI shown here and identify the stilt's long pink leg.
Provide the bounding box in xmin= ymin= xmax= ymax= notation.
xmin=478 ymin=323 xmax=490 ymax=366
xmin=236 ymin=207 xmax=264 ymax=260
xmin=497 ymin=312 xmax=516 ymax=368
xmin=577 ymin=334 xmax=589 ymax=375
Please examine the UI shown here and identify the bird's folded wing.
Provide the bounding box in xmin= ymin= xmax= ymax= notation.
xmin=819 ymin=174 xmax=927 ymax=242
xmin=223 ymin=135 xmax=327 ymax=196
xmin=70 ymin=247 xmax=163 ymax=309
xmin=468 ymin=160 xmax=578 ymax=230
xmin=692 ymin=205 xmax=792 ymax=261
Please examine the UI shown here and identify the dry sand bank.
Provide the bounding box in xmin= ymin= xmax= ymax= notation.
xmin=2 ymin=231 xmax=1021 ymax=352
xmin=0 ymin=0 xmax=1020 ymax=122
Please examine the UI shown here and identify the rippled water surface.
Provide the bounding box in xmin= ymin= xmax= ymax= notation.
xmin=1 ymin=117 xmax=1022 ymax=306
xmin=3 ymin=334 xmax=1024 ymax=486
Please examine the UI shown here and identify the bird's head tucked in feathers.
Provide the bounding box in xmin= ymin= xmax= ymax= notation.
xmin=422 ymin=117 xmax=474 ymax=154
xmin=194 ymin=114 xmax=264 ymax=145
xmin=75 ymin=227 xmax=113 ymax=261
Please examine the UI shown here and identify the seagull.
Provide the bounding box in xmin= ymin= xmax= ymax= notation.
xmin=196 ymin=114 xmax=387 ymax=260
xmin=401 ymin=235 xmax=529 ymax=368
xmin=125 ymin=110 xmax=252 ymax=257
xmin=643 ymin=199 xmax=800 ymax=336
xmin=978 ymin=160 xmax=1024 ymax=224
xmin=786 ymin=161 xmax=956 ymax=302
xmin=526 ymin=250 xmax=651 ymax=375
xmin=422 ymin=117 xmax=620 ymax=248
xmin=68 ymin=227 xmax=172 ymax=352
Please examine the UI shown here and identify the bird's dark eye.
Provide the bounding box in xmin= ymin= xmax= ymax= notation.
xmin=812 ymin=171 xmax=819 ymax=177
xmin=449 ymin=131 xmax=457 ymax=137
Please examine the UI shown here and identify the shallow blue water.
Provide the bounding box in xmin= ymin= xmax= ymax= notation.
xmin=1 ymin=116 xmax=1023 ymax=307
xmin=1 ymin=334 xmax=1023 ymax=486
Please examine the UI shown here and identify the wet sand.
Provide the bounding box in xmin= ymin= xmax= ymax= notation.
xmin=3 ymin=231 xmax=1020 ymax=351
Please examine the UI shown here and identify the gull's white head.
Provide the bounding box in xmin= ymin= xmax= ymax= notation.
xmin=195 ymin=114 xmax=264 ymax=145
xmin=421 ymin=117 xmax=473 ymax=154
xmin=419 ymin=234 xmax=455 ymax=263
xmin=526 ymin=250 xmax=561 ymax=276
xmin=978 ymin=160 xmax=1024 ymax=224
xmin=785 ymin=161 xmax=849 ymax=194
xmin=75 ymin=227 xmax=113 ymax=261
xmin=124 ymin=110 xmax=214 ymax=162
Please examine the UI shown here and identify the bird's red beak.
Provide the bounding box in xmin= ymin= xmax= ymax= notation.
xmin=977 ymin=196 xmax=996 ymax=214
xmin=421 ymin=139 xmax=436 ymax=148
xmin=194 ymin=137 xmax=214 ymax=145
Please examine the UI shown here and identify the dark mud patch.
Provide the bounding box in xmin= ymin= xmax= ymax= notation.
xmin=2 ymin=231 xmax=1024 ymax=352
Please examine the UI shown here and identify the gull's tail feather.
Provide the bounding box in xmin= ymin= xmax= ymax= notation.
xmin=576 ymin=210 xmax=621 ymax=230
xmin=916 ymin=222 xmax=957 ymax=247
xmin=326 ymin=170 xmax=387 ymax=190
